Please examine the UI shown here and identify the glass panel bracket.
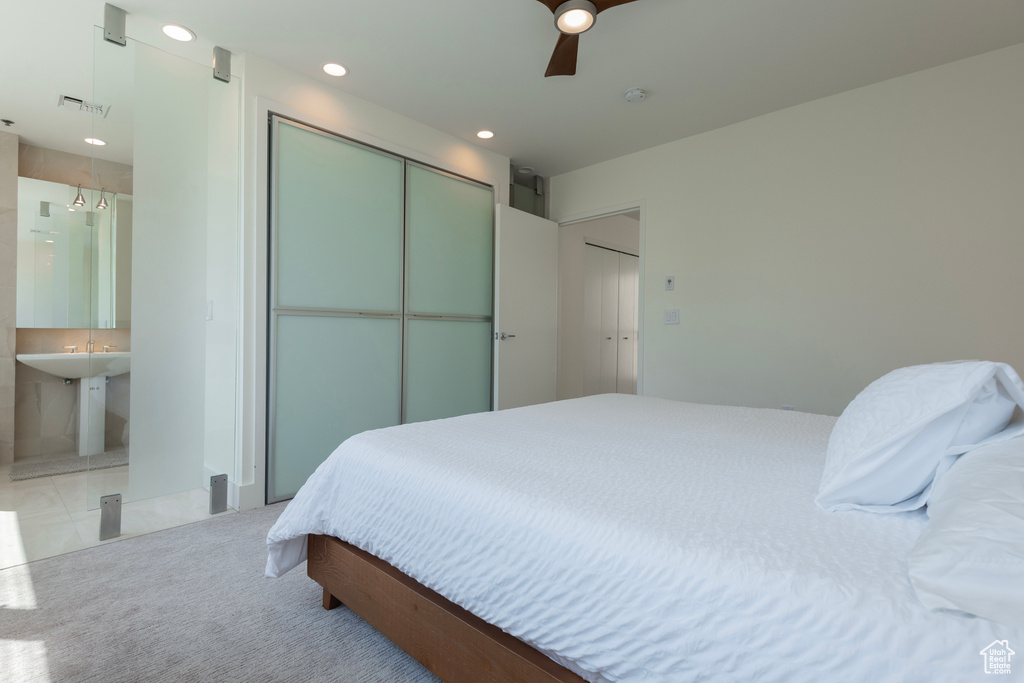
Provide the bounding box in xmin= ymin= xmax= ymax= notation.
xmin=213 ymin=47 xmax=231 ymax=83
xmin=209 ymin=474 xmax=229 ymax=514
xmin=103 ymin=4 xmax=126 ymax=46
xmin=99 ymin=493 xmax=122 ymax=541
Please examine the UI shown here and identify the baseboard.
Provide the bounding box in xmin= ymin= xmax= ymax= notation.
xmin=234 ymin=481 xmax=263 ymax=511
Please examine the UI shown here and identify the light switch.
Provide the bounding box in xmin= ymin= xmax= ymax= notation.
xmin=665 ymin=275 xmax=675 ymax=291
xmin=206 ymin=300 xmax=214 ymax=321
xmin=664 ymin=309 xmax=679 ymax=325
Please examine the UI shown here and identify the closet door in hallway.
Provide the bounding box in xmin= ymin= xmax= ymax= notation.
xmin=583 ymin=244 xmax=638 ymax=396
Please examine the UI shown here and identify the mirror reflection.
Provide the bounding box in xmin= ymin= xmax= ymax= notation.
xmin=16 ymin=177 xmax=132 ymax=329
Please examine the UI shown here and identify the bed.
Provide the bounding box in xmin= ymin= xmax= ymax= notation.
xmin=266 ymin=392 xmax=1024 ymax=682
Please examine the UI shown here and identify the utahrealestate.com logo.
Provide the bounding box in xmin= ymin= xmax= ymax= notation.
xmin=980 ymin=640 xmax=1014 ymax=675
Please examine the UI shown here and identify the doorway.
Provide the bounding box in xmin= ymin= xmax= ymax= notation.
xmin=556 ymin=211 xmax=641 ymax=399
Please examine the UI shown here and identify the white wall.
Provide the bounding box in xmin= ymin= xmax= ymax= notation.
xmin=235 ymin=55 xmax=512 ymax=509
xmin=550 ymin=43 xmax=1024 ymax=416
xmin=557 ymin=214 xmax=640 ymax=400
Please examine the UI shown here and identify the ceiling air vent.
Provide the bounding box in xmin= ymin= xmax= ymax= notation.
xmin=57 ymin=95 xmax=110 ymax=118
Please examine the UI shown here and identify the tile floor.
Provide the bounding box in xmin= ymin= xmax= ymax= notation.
xmin=0 ymin=452 xmax=234 ymax=570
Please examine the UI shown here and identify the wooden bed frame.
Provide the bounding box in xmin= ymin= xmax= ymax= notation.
xmin=307 ymin=534 xmax=588 ymax=683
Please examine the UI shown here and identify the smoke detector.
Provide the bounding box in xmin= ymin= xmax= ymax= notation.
xmin=624 ymin=87 xmax=647 ymax=103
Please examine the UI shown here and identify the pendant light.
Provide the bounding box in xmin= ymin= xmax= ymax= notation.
xmin=73 ymin=185 xmax=86 ymax=207
xmin=96 ymin=189 xmax=108 ymax=210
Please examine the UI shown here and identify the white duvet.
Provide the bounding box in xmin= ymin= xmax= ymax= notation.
xmin=266 ymin=395 xmax=1022 ymax=682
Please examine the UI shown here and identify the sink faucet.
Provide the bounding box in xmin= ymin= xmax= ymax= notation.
xmin=63 ymin=345 xmax=78 ymax=354
xmin=87 ymin=340 xmax=95 ymax=353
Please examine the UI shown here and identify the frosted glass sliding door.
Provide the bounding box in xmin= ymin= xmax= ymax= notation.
xmin=405 ymin=165 xmax=494 ymax=423
xmin=275 ymin=123 xmax=403 ymax=312
xmin=406 ymin=164 xmax=493 ymax=317
xmin=405 ymin=319 xmax=492 ymax=423
xmin=272 ymin=315 xmax=401 ymax=498
xmin=268 ymin=119 xmax=404 ymax=502
xmin=268 ymin=120 xmax=494 ymax=502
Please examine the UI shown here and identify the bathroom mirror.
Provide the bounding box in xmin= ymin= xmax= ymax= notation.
xmin=15 ymin=177 xmax=132 ymax=329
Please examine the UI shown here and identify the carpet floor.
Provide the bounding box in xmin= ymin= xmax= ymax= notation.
xmin=0 ymin=503 xmax=439 ymax=682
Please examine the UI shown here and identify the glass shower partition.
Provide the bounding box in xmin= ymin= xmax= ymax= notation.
xmin=84 ymin=26 xmax=241 ymax=526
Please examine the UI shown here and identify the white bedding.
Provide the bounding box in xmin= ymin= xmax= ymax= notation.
xmin=266 ymin=394 xmax=1022 ymax=682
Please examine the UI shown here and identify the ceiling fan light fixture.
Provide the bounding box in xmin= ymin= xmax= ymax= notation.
xmin=554 ymin=0 xmax=597 ymax=35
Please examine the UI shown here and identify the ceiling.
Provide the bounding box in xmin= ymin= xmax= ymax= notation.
xmin=4 ymin=0 xmax=1024 ymax=177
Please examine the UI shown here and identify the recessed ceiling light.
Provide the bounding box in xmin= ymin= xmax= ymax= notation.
xmin=517 ymin=166 xmax=535 ymax=174
xmin=84 ymin=138 xmax=106 ymax=146
xmin=322 ymin=63 xmax=348 ymax=77
xmin=477 ymin=130 xmax=494 ymax=140
xmin=162 ymin=24 xmax=196 ymax=42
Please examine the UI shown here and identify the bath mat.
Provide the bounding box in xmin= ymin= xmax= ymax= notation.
xmin=9 ymin=449 xmax=129 ymax=481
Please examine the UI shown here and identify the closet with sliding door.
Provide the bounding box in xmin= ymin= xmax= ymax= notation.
xmin=266 ymin=117 xmax=494 ymax=502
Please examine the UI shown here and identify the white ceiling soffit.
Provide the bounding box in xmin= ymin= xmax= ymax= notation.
xmin=4 ymin=0 xmax=1024 ymax=176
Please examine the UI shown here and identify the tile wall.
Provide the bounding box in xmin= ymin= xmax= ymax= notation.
xmin=0 ymin=130 xmax=18 ymax=468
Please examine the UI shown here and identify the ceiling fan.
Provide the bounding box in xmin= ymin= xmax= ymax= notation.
xmin=536 ymin=0 xmax=641 ymax=77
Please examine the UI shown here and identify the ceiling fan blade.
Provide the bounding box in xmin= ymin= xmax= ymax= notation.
xmin=593 ymin=0 xmax=640 ymax=13
xmin=536 ymin=0 xmax=563 ymax=12
xmin=545 ymin=33 xmax=579 ymax=77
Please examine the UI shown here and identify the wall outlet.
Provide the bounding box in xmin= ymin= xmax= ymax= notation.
xmin=664 ymin=309 xmax=679 ymax=325
xmin=665 ymin=275 xmax=675 ymax=291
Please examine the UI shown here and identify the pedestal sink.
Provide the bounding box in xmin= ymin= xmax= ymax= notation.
xmin=15 ymin=352 xmax=131 ymax=457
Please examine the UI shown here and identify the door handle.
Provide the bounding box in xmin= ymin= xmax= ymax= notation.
xmin=499 ymin=333 xmax=517 ymax=340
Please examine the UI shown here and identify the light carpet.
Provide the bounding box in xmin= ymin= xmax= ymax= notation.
xmin=0 ymin=503 xmax=439 ymax=683
xmin=9 ymin=450 xmax=129 ymax=481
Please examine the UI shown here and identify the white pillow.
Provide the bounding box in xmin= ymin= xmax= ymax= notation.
xmin=908 ymin=436 xmax=1024 ymax=627
xmin=816 ymin=361 xmax=1024 ymax=513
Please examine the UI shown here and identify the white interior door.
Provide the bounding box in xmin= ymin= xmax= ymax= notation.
xmin=598 ymin=247 xmax=619 ymax=394
xmin=584 ymin=243 xmax=620 ymax=395
xmin=495 ymin=204 xmax=558 ymax=410
xmin=616 ymin=253 xmax=638 ymax=394
xmin=583 ymin=244 xmax=603 ymax=396
xmin=584 ymin=244 xmax=639 ymax=396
